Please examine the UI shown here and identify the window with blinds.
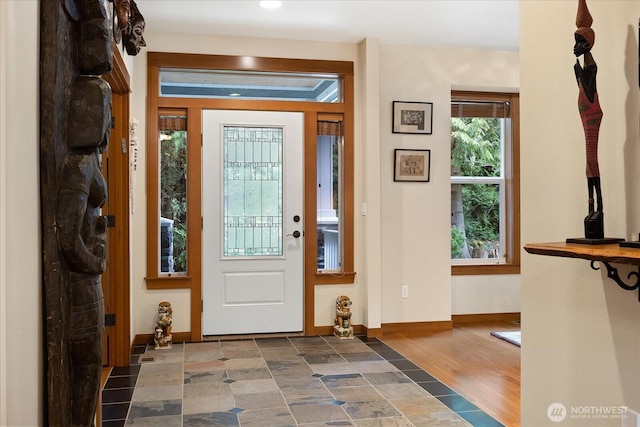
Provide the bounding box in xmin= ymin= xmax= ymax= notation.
xmin=451 ymin=92 xmax=520 ymax=273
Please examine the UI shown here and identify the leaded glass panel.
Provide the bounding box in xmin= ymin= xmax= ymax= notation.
xmin=223 ymin=126 xmax=283 ymax=257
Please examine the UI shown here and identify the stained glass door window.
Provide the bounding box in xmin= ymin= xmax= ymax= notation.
xmin=223 ymin=126 xmax=283 ymax=257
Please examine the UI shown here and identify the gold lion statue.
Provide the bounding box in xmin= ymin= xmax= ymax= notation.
xmin=154 ymin=301 xmax=173 ymax=349
xmin=334 ymin=295 xmax=354 ymax=339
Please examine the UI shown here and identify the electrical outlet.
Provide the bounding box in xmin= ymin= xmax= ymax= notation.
xmin=401 ymin=285 xmax=409 ymax=298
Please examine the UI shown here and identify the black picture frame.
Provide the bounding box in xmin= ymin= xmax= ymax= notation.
xmin=392 ymin=101 xmax=433 ymax=134
xmin=394 ymin=149 xmax=431 ymax=182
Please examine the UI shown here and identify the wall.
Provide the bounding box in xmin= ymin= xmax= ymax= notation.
xmin=379 ymin=45 xmax=520 ymax=323
xmin=129 ymin=33 xmax=520 ymax=337
xmin=357 ymin=38 xmax=383 ymax=329
xmin=452 ymin=275 xmax=521 ymax=315
xmin=0 ymin=1 xmax=42 ymax=425
xmin=521 ymin=1 xmax=640 ymax=425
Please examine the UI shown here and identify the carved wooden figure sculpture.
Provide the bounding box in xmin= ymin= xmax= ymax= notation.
xmin=42 ymin=1 xmax=113 ymax=425
xmin=574 ymin=0 xmax=605 ymax=239
xmin=42 ymin=0 xmax=145 ymax=424
xmin=113 ymin=0 xmax=131 ymax=42
xmin=123 ymin=0 xmax=146 ymax=56
xmin=58 ymin=77 xmax=111 ymax=427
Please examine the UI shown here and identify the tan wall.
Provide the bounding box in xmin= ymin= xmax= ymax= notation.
xmin=521 ymin=1 xmax=640 ymax=425
xmin=379 ymin=44 xmax=520 ymax=323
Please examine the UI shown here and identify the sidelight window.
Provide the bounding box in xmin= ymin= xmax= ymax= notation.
xmin=159 ymin=110 xmax=188 ymax=274
xmin=316 ymin=120 xmax=343 ymax=271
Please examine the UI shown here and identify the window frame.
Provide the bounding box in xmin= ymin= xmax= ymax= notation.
xmin=451 ymin=90 xmax=520 ymax=276
xmin=145 ymin=52 xmax=355 ymax=339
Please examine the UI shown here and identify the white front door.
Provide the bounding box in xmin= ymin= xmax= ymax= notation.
xmin=202 ymin=110 xmax=304 ymax=335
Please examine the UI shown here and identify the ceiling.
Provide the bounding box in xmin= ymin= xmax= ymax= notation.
xmin=135 ymin=0 xmax=519 ymax=51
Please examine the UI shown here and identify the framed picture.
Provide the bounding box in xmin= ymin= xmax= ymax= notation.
xmin=394 ymin=149 xmax=431 ymax=182
xmin=392 ymin=101 xmax=433 ymax=134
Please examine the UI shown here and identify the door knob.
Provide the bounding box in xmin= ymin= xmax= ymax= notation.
xmin=287 ymin=230 xmax=301 ymax=238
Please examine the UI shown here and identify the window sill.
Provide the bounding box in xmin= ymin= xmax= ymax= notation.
xmin=452 ymin=264 xmax=520 ymax=276
xmin=146 ymin=275 xmax=192 ymax=289
xmin=315 ymin=271 xmax=356 ymax=284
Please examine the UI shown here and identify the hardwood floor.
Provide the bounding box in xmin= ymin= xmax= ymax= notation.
xmin=380 ymin=321 xmax=521 ymax=427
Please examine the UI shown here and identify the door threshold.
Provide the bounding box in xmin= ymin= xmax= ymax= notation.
xmin=203 ymin=331 xmax=305 ymax=341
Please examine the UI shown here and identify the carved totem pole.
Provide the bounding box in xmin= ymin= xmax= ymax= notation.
xmin=39 ymin=1 xmax=112 ymax=426
xmin=41 ymin=1 xmax=144 ymax=424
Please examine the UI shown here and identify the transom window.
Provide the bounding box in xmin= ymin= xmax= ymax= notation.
xmin=159 ymin=69 xmax=340 ymax=102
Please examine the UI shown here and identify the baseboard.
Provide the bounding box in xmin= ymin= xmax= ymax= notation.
xmin=133 ymin=319 xmax=481 ymax=344
xmin=313 ymin=322 xmax=452 ymax=336
xmin=133 ymin=331 xmax=192 ymax=346
xmin=381 ymin=321 xmax=452 ymax=334
xmin=362 ymin=326 xmax=383 ymax=338
xmin=452 ymin=312 xmax=520 ymax=324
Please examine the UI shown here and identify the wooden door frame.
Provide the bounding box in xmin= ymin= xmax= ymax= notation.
xmin=103 ymin=44 xmax=131 ymax=367
xmin=145 ymin=53 xmax=355 ymax=341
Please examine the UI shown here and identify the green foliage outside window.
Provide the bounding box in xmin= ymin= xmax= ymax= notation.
xmin=451 ymin=117 xmax=502 ymax=259
xmin=160 ymin=130 xmax=187 ymax=272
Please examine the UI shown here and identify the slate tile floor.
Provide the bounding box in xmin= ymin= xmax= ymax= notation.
xmin=102 ymin=336 xmax=504 ymax=426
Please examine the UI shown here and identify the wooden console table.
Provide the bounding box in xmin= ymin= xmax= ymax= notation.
xmin=524 ymin=242 xmax=640 ymax=301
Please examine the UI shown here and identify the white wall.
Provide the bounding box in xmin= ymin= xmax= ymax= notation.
xmin=0 ymin=1 xmax=42 ymax=425
xmin=521 ymin=1 xmax=640 ymax=425
xmin=379 ymin=45 xmax=520 ymax=323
